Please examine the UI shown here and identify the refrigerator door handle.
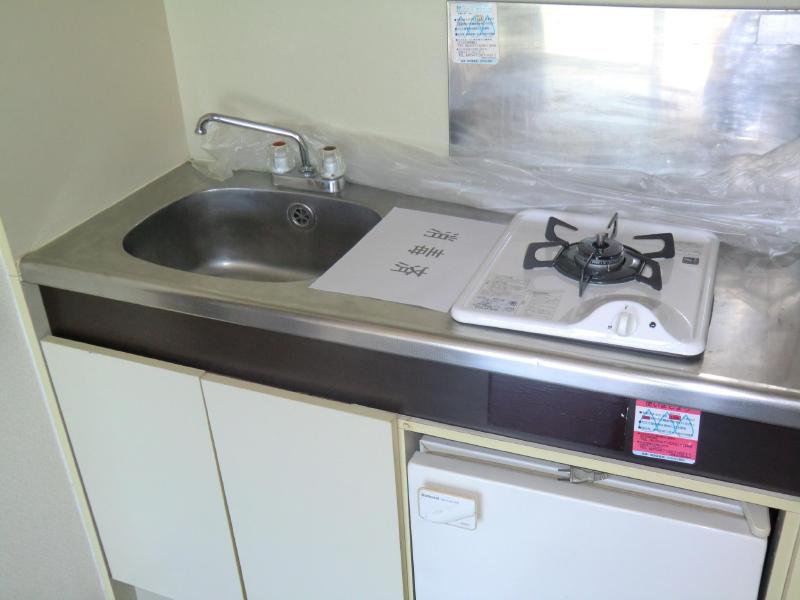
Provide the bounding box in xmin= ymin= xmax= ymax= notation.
xmin=418 ymin=488 xmax=477 ymax=530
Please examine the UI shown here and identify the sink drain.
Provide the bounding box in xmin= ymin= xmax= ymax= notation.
xmin=287 ymin=203 xmax=316 ymax=229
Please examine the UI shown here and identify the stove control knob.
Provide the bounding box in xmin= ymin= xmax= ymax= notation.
xmin=613 ymin=311 xmax=637 ymax=337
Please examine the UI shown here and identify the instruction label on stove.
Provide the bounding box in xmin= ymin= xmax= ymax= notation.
xmin=472 ymin=275 xmax=526 ymax=313
xmin=471 ymin=276 xmax=563 ymax=320
xmin=520 ymin=290 xmax=563 ymax=320
xmin=632 ymin=400 xmax=701 ymax=464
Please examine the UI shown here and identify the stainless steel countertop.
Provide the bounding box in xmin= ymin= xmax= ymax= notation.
xmin=21 ymin=164 xmax=800 ymax=428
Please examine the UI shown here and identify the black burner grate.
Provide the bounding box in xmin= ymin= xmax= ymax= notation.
xmin=523 ymin=213 xmax=675 ymax=296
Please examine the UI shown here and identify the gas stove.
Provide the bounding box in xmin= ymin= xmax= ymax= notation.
xmin=451 ymin=209 xmax=719 ymax=356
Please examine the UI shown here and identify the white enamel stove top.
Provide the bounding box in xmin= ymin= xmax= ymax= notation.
xmin=451 ymin=209 xmax=720 ymax=356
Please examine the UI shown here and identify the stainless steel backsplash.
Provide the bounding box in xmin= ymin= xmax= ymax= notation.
xmin=448 ymin=2 xmax=800 ymax=176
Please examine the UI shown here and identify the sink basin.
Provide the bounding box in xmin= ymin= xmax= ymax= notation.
xmin=122 ymin=188 xmax=381 ymax=282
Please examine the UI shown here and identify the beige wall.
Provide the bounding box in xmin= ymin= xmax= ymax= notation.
xmin=0 ymin=1 xmax=187 ymax=597
xmin=163 ymin=0 xmax=451 ymax=157
xmin=0 ymin=218 xmax=109 ymax=599
xmin=0 ymin=0 xmax=188 ymax=259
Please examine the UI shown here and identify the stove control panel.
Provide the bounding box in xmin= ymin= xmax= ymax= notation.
xmin=572 ymin=300 xmax=689 ymax=353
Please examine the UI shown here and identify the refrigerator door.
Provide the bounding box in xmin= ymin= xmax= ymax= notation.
xmin=408 ymin=439 xmax=767 ymax=600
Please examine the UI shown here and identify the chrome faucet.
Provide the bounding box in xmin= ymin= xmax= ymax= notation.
xmin=194 ymin=113 xmax=345 ymax=193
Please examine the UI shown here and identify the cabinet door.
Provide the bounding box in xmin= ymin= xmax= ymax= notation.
xmin=42 ymin=338 xmax=243 ymax=600
xmin=202 ymin=374 xmax=404 ymax=600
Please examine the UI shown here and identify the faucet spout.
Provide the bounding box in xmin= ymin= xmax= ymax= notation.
xmin=194 ymin=113 xmax=314 ymax=174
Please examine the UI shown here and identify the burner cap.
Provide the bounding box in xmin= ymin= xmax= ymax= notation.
xmin=575 ymin=235 xmax=626 ymax=272
xmin=556 ymin=243 xmax=641 ymax=287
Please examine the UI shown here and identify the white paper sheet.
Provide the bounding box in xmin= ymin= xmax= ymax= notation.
xmin=311 ymin=208 xmax=505 ymax=312
xmin=449 ymin=2 xmax=499 ymax=65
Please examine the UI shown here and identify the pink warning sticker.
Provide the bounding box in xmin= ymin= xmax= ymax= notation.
xmin=632 ymin=400 xmax=701 ymax=464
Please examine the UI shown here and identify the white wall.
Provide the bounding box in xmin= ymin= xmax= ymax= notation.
xmin=0 ymin=219 xmax=110 ymax=599
xmin=0 ymin=0 xmax=188 ymax=259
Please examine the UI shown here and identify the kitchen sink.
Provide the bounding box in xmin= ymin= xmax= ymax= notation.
xmin=122 ymin=188 xmax=381 ymax=282
xmin=22 ymin=162 xmax=800 ymax=441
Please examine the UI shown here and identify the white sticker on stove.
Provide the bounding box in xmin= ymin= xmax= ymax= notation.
xmin=471 ymin=275 xmax=527 ymax=313
xmin=519 ymin=291 xmax=563 ymax=321
xmin=449 ymin=2 xmax=499 ymax=65
xmin=676 ymin=241 xmax=702 ymax=265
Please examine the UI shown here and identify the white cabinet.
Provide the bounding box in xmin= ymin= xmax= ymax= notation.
xmin=42 ymin=337 xmax=405 ymax=600
xmin=42 ymin=338 xmax=243 ymax=600
xmin=202 ymin=374 xmax=405 ymax=600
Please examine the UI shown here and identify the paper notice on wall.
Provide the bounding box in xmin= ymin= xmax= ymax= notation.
xmin=632 ymin=400 xmax=702 ymax=465
xmin=449 ymin=2 xmax=499 ymax=65
xmin=310 ymin=208 xmax=504 ymax=312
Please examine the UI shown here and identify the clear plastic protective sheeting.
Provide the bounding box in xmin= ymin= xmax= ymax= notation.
xmin=192 ymin=116 xmax=800 ymax=256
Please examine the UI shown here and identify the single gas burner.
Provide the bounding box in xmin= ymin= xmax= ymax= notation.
xmin=523 ymin=213 xmax=676 ymax=296
xmin=450 ymin=209 xmax=719 ymax=355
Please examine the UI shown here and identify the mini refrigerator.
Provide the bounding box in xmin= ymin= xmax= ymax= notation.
xmin=408 ymin=436 xmax=769 ymax=600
